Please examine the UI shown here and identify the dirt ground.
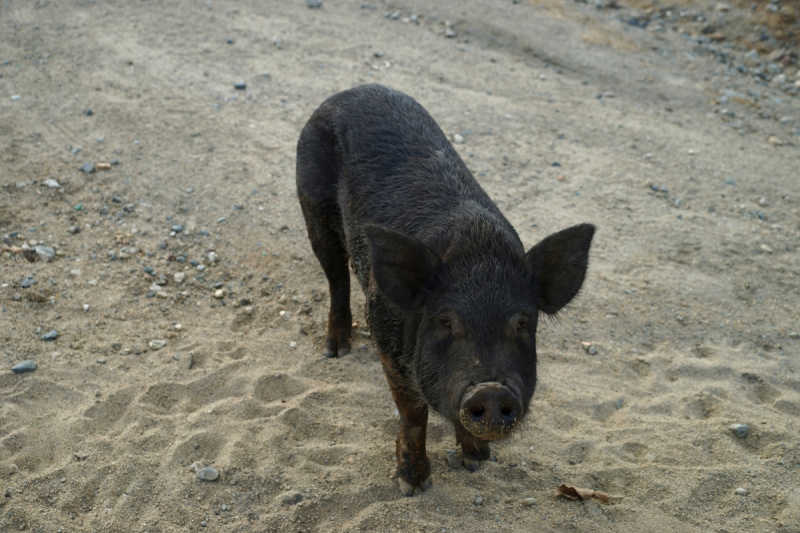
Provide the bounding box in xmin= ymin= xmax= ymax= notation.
xmin=2 ymin=0 xmax=800 ymax=531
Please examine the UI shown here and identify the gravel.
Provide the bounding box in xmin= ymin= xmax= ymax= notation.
xmin=730 ymin=423 xmax=749 ymax=438
xmin=196 ymin=466 xmax=219 ymax=481
xmin=149 ymin=340 xmax=167 ymax=350
xmin=33 ymin=244 xmax=55 ymax=262
xmin=42 ymin=330 xmax=59 ymax=341
xmin=12 ymin=360 xmax=37 ymax=374
xmin=20 ymin=276 xmax=36 ymax=288
xmin=80 ymin=162 xmax=96 ymax=173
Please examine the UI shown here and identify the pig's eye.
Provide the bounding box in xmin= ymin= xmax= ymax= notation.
xmin=516 ymin=320 xmax=527 ymax=331
xmin=439 ymin=318 xmax=451 ymax=329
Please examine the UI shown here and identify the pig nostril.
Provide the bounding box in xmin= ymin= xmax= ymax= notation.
xmin=470 ymin=405 xmax=485 ymax=420
xmin=500 ymin=405 xmax=513 ymax=418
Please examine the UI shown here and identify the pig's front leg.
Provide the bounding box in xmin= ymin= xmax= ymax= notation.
xmin=455 ymin=426 xmax=495 ymax=472
xmin=381 ymin=355 xmax=431 ymax=497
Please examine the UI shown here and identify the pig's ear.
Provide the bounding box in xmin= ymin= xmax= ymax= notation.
xmin=364 ymin=225 xmax=442 ymax=311
xmin=524 ymin=223 xmax=595 ymax=315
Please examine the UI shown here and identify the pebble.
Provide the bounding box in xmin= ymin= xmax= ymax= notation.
xmin=453 ymin=133 xmax=465 ymax=144
xmin=768 ymin=136 xmax=784 ymax=145
xmin=12 ymin=360 xmax=37 ymax=374
xmin=730 ymin=423 xmax=749 ymax=438
xmin=174 ymin=272 xmax=186 ymax=283
xmin=20 ymin=276 xmax=37 ymax=288
xmin=44 ymin=179 xmax=60 ymax=188
xmin=735 ymin=488 xmax=748 ymax=496
xmin=306 ymin=0 xmax=322 ymax=7
xmin=149 ymin=339 xmax=167 ymax=350
xmin=790 ymin=332 xmax=799 ymax=339
xmin=171 ymin=224 xmax=184 ymax=233
xmin=97 ymin=358 xmax=106 ymax=364
xmin=522 ymin=498 xmax=537 ymax=506
xmin=233 ymin=82 xmax=246 ymax=90
xmin=196 ymin=466 xmax=219 ymax=481
xmin=80 ymin=162 xmax=96 ymax=173
xmin=214 ymin=289 xmax=225 ymax=299
xmin=85 ymin=109 xmax=93 ymax=116
xmin=67 ymin=225 xmax=80 ymax=234
xmin=197 ymin=265 xmax=206 ymax=272
xmin=33 ymin=245 xmax=55 ymax=262
xmin=96 ymin=162 xmax=111 ymax=171
xmin=69 ymin=269 xmax=81 ymax=277
xmin=445 ymin=450 xmax=461 ymax=469
xmin=42 ymin=330 xmax=59 ymax=341
xmin=474 ymin=495 xmax=484 ymax=506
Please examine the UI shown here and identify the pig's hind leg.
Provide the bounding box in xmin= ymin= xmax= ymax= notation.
xmin=297 ymin=122 xmax=352 ymax=358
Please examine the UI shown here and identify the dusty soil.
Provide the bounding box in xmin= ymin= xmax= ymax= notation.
xmin=2 ymin=0 xmax=800 ymax=532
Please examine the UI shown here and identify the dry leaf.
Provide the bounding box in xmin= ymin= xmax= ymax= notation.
xmin=556 ymin=484 xmax=610 ymax=503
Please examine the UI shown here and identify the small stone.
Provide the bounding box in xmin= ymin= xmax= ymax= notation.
xmin=25 ymin=290 xmax=48 ymax=303
xmin=80 ymin=162 xmax=96 ymax=173
xmin=735 ymin=488 xmax=748 ymax=496
xmin=174 ymin=272 xmax=186 ymax=283
xmin=85 ymin=109 xmax=93 ymax=116
xmin=233 ymin=81 xmax=246 ymax=90
xmin=97 ymin=358 xmax=106 ymax=364
xmin=96 ymin=162 xmax=111 ymax=171
xmin=615 ymin=398 xmax=624 ymax=409
xmin=197 ymin=264 xmax=206 ymax=272
xmin=74 ymin=453 xmax=89 ymax=461
xmin=453 ymin=133 xmax=465 ymax=144
xmin=201 ymin=520 xmax=208 ymax=527
xmin=289 ymin=341 xmax=298 ymax=349
xmin=760 ymin=244 xmax=774 ymax=254
xmin=42 ymin=330 xmax=59 ymax=341
xmin=214 ymin=289 xmax=225 ymax=299
xmin=730 ymin=423 xmax=749 ymax=438
xmin=44 ymin=178 xmax=60 ymax=188
xmin=33 ymin=245 xmax=55 ymax=262
xmin=474 ymin=495 xmax=484 ymax=506
xmin=221 ymin=504 xmax=227 ymax=511
xmin=12 ymin=360 xmax=37 ymax=374
xmin=171 ymin=224 xmax=184 ymax=233
xmin=768 ymin=136 xmax=784 ymax=145
xmin=149 ymin=339 xmax=167 ymax=350
xmin=758 ymin=197 xmax=769 ymax=206
xmin=196 ymin=466 xmax=219 ymax=481
xmin=587 ymin=346 xmax=598 ymax=356
xmin=445 ymin=450 xmax=461 ymax=469
xmin=306 ymin=0 xmax=322 ymax=7
xmin=69 ymin=269 xmax=81 ymax=277
xmin=522 ymin=498 xmax=537 ymax=506
xmin=20 ymin=276 xmax=37 ymax=288
xmin=789 ymin=332 xmax=799 ymax=339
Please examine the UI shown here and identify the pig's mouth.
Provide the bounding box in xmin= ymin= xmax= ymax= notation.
xmin=458 ymin=382 xmax=521 ymax=441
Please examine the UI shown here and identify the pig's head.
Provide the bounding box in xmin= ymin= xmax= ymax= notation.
xmin=365 ymin=222 xmax=595 ymax=442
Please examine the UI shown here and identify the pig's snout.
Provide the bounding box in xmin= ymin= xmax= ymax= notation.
xmin=458 ymin=382 xmax=521 ymax=440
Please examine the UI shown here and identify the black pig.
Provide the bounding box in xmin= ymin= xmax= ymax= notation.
xmin=296 ymin=84 xmax=594 ymax=496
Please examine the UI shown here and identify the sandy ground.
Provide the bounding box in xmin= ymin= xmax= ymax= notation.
xmin=2 ymin=0 xmax=800 ymax=531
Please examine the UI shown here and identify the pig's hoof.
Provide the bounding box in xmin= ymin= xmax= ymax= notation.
xmin=463 ymin=457 xmax=481 ymax=472
xmin=323 ymin=339 xmax=350 ymax=358
xmin=420 ymin=476 xmax=432 ymax=491
xmin=397 ymin=475 xmax=431 ymax=497
xmin=398 ymin=477 xmax=416 ymax=497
